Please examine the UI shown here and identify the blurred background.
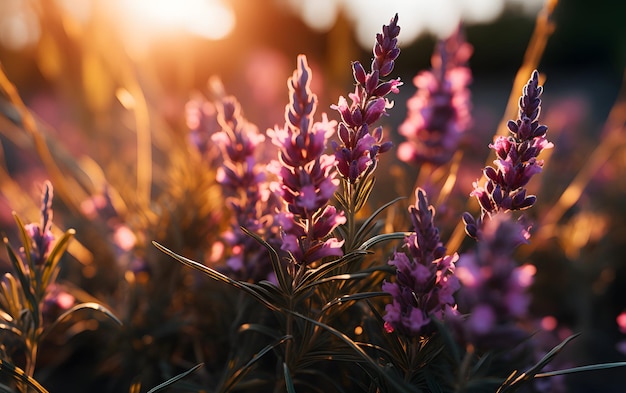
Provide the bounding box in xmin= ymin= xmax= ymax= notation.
xmin=0 ymin=0 xmax=626 ymax=391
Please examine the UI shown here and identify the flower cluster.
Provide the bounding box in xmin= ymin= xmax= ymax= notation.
xmin=456 ymin=212 xmax=536 ymax=348
xmin=331 ymin=14 xmax=400 ymax=183
xmin=212 ymin=96 xmax=279 ymax=281
xmin=382 ymin=188 xmax=460 ymax=337
xmin=397 ymin=27 xmax=472 ymax=166
xmin=23 ymin=181 xmax=55 ymax=267
xmin=268 ymin=55 xmax=345 ymax=266
xmin=466 ymin=70 xmax=552 ymax=236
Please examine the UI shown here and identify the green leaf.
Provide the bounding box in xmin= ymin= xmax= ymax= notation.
xmin=12 ymin=213 xmax=36 ymax=284
xmin=358 ymin=232 xmax=410 ymax=251
xmin=497 ymin=333 xmax=580 ymax=393
xmin=3 ymin=237 xmax=38 ymax=321
xmin=146 ymin=363 xmax=203 ymax=393
xmin=0 ymin=273 xmax=23 ymax=323
xmin=153 ymin=241 xmax=280 ymax=311
xmin=0 ymin=358 xmax=48 ymax=393
xmin=322 ymin=292 xmax=390 ymax=312
xmin=298 ymin=250 xmax=368 ymax=291
xmin=353 ymin=197 xmax=405 ymax=246
xmin=354 ymin=176 xmax=375 ymax=213
xmin=240 ymin=227 xmax=292 ymax=295
xmin=221 ymin=336 xmax=291 ymax=392
xmin=300 ymin=272 xmax=370 ymax=291
xmin=284 ymin=309 xmax=414 ymax=393
xmin=39 ymin=229 xmax=75 ymax=297
xmin=283 ymin=362 xmax=296 ymax=393
xmin=534 ymin=361 xmax=626 ymax=378
xmin=47 ymin=302 xmax=122 ymax=333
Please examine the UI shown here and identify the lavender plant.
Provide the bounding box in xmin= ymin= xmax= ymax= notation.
xmin=0 ymin=181 xmax=120 ymax=391
xmin=154 ymin=15 xmax=421 ymax=392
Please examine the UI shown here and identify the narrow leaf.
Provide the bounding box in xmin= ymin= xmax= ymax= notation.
xmin=153 ymin=242 xmax=280 ymax=311
xmin=40 ymin=229 xmax=75 ymax=295
xmin=3 ymin=238 xmax=38 ymax=318
xmin=354 ymin=197 xmax=405 ymax=245
xmin=299 ymin=250 xmax=368 ymax=290
xmin=283 ymin=362 xmax=296 ymax=393
xmin=146 ymin=363 xmax=203 ymax=393
xmin=222 ymin=336 xmax=291 ymax=392
xmin=12 ymin=213 xmax=36 ymax=284
xmin=0 ymin=359 xmax=49 ymax=393
xmin=358 ymin=232 xmax=410 ymax=251
xmin=284 ymin=309 xmax=414 ymax=393
xmin=322 ymin=292 xmax=390 ymax=312
xmin=50 ymin=302 xmax=122 ymax=329
xmin=497 ymin=333 xmax=580 ymax=393
xmin=240 ymin=227 xmax=292 ymax=295
xmin=535 ymin=361 xmax=626 ymax=378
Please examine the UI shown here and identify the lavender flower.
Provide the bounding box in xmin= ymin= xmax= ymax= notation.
xmin=397 ymin=27 xmax=472 ymax=166
xmin=469 ymin=70 xmax=552 ymax=223
xmin=331 ymin=14 xmax=401 ymax=183
xmin=456 ymin=212 xmax=535 ymax=348
xmin=23 ymin=181 xmax=55 ymax=267
xmin=268 ymin=55 xmax=345 ymax=266
xmin=382 ymin=188 xmax=460 ymax=337
xmin=212 ymin=96 xmax=279 ymax=281
xmin=185 ymin=94 xmax=221 ymax=157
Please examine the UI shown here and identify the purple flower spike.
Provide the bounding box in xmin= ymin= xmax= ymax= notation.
xmin=212 ymin=96 xmax=279 ymax=282
xmin=332 ymin=14 xmax=402 ymax=183
xmin=269 ymin=55 xmax=345 ymax=266
xmin=24 ymin=181 xmax=55 ymax=266
xmin=456 ymin=212 xmax=535 ymax=348
xmin=398 ymin=26 xmax=473 ymax=166
xmin=464 ymin=71 xmax=552 ymax=238
xmin=382 ymin=188 xmax=460 ymax=337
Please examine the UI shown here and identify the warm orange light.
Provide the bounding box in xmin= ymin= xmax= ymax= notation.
xmin=109 ymin=0 xmax=236 ymax=55
xmin=119 ymin=0 xmax=234 ymax=39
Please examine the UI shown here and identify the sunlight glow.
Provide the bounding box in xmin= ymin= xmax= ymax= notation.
xmin=113 ymin=0 xmax=235 ymax=41
xmin=0 ymin=0 xmax=40 ymax=50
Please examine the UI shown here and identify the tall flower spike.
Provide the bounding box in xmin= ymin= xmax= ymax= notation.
xmin=332 ymin=14 xmax=401 ymax=183
xmin=382 ymin=188 xmax=460 ymax=337
xmin=24 ymin=181 xmax=55 ymax=267
xmin=466 ymin=70 xmax=552 ymax=237
xmin=212 ymin=96 xmax=279 ymax=282
xmin=479 ymin=70 xmax=551 ymax=213
xmin=397 ymin=26 xmax=473 ymax=166
xmin=268 ymin=55 xmax=345 ymax=266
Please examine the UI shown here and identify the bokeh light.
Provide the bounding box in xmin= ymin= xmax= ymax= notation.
xmin=283 ymin=0 xmax=545 ymax=48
